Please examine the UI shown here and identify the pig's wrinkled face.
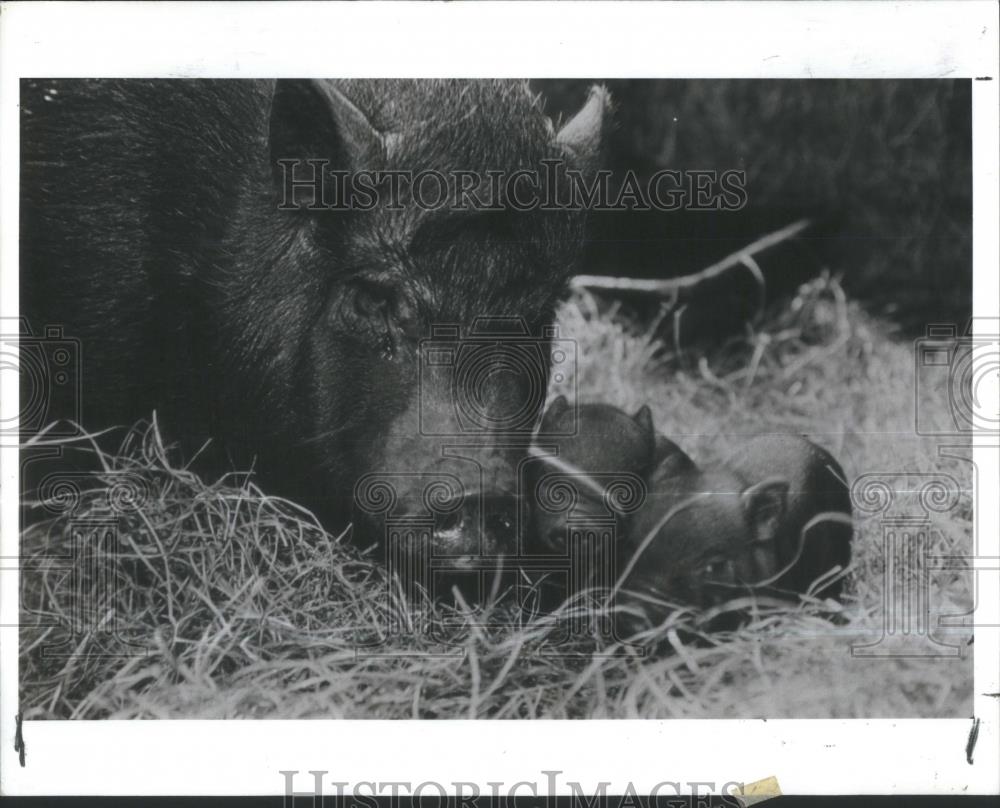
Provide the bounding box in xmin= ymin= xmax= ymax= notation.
xmin=239 ymin=80 xmax=609 ymax=560
xmin=309 ymin=180 xmax=585 ymax=558
xmin=304 ymin=215 xmax=569 ymax=508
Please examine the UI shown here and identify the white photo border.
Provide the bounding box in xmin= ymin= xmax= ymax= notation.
xmin=1 ymin=0 xmax=997 ymax=797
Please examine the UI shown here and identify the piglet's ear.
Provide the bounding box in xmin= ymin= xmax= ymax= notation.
xmin=632 ymin=404 xmax=655 ymax=437
xmin=742 ymin=477 xmax=789 ymax=545
xmin=651 ymin=434 xmax=696 ymax=479
xmin=539 ymin=395 xmax=571 ymax=433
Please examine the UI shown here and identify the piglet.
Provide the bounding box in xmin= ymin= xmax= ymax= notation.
xmin=619 ymin=434 xmax=852 ymax=625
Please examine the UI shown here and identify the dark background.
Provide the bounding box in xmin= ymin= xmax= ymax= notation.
xmin=532 ymin=80 xmax=973 ymax=333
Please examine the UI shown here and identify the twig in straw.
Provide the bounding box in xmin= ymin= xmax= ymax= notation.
xmin=570 ymin=218 xmax=811 ymax=298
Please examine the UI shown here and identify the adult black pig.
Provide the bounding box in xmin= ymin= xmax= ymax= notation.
xmin=20 ymin=79 xmax=609 ymax=554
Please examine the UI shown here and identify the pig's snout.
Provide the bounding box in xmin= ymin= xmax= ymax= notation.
xmin=397 ymin=488 xmax=518 ymax=560
xmin=353 ymin=471 xmax=519 ymax=559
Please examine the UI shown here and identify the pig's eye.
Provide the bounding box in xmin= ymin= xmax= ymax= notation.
xmin=702 ymin=557 xmax=733 ymax=580
xmin=351 ymin=280 xmax=394 ymax=321
xmin=436 ymin=510 xmax=465 ymax=534
xmin=341 ymin=280 xmax=400 ymax=358
xmin=487 ymin=512 xmax=514 ymax=534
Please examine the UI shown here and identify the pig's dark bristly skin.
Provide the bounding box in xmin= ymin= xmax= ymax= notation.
xmin=623 ymin=461 xmax=787 ymax=617
xmin=21 ymin=80 xmax=609 ymax=555
xmin=620 ymin=434 xmax=852 ymax=630
xmin=527 ymin=396 xmax=660 ymax=553
xmin=536 ymin=396 xmax=660 ymax=475
xmin=723 ymin=434 xmax=853 ymax=599
xmin=524 ymin=397 xmax=671 ymax=617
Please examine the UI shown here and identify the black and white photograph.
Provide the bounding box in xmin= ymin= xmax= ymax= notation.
xmin=1 ymin=0 xmax=998 ymax=800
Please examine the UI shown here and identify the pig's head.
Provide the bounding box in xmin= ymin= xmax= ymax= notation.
xmin=620 ymin=466 xmax=790 ymax=622
xmin=528 ymin=397 xmax=659 ymax=555
xmin=537 ymin=397 xmax=659 ymax=475
xmin=220 ymin=80 xmax=610 ymax=560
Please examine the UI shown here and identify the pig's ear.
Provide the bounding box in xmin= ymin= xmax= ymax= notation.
xmin=555 ymin=85 xmax=611 ymax=166
xmin=540 ymin=395 xmax=570 ymax=433
xmin=742 ymin=478 xmax=789 ymax=545
xmin=632 ymin=404 xmax=655 ymax=437
xmin=652 ymin=435 xmax=696 ymax=477
xmin=269 ymin=79 xmax=384 ymax=175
